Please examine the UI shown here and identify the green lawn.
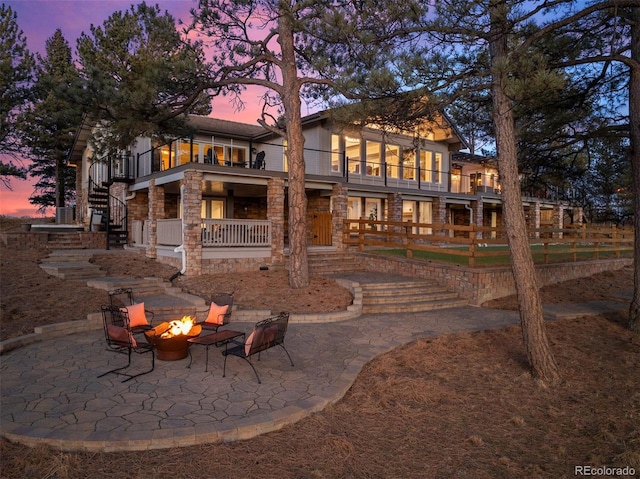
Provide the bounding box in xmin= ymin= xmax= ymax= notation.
xmin=369 ymin=243 xmax=632 ymax=267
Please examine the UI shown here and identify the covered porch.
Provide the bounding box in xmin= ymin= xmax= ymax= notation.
xmin=126 ymin=167 xmax=347 ymax=275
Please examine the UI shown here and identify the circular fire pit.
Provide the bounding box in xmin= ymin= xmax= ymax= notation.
xmin=144 ymin=320 xmax=201 ymax=361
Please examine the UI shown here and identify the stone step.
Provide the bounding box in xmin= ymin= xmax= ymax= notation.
xmin=362 ymin=297 xmax=469 ymax=314
xmin=361 ymin=281 xmax=446 ymax=296
xmin=362 ymin=290 xmax=459 ymax=306
xmin=39 ymin=262 xmax=106 ymax=279
xmin=306 ymin=252 xmax=365 ymax=274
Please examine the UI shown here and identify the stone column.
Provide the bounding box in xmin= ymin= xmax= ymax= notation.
xmin=471 ymin=199 xmax=483 ymax=239
xmin=331 ymin=183 xmax=348 ymax=251
xmin=147 ymin=179 xmax=165 ymax=259
xmin=386 ymin=192 xmax=403 ymax=242
xmin=181 ymin=171 xmax=203 ymax=276
xmin=572 ymin=206 xmax=584 ymax=227
xmin=529 ymin=201 xmax=541 ymax=239
xmin=552 ymin=204 xmax=564 ymax=239
xmin=431 ymin=196 xmax=447 ymax=236
xmin=268 ymin=177 xmax=285 ymax=265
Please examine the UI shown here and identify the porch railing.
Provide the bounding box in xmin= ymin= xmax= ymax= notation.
xmin=202 ymin=218 xmax=271 ymax=247
xmin=154 ymin=218 xmax=271 ymax=247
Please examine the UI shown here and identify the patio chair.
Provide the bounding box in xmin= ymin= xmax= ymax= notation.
xmin=197 ymin=292 xmax=234 ymax=334
xmin=252 ymin=151 xmax=266 ymax=169
xmin=221 ymin=312 xmax=294 ymax=383
xmin=98 ymin=305 xmax=155 ymax=382
xmin=108 ymin=288 xmax=155 ymax=334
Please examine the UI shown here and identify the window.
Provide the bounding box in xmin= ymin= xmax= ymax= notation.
xmin=386 ymin=145 xmax=400 ymax=179
xmin=159 ymin=145 xmax=171 ymax=170
xmin=176 ymin=140 xmax=192 ymax=166
xmin=402 ymin=148 xmax=415 ymax=180
xmin=419 ymin=150 xmax=432 ymax=182
xmin=331 ymin=135 xmax=341 ymax=173
xmin=201 ymin=199 xmax=225 ymax=219
xmin=283 ymin=139 xmax=288 ymax=172
xmin=365 ymin=141 xmax=381 ymax=177
xmin=434 ymin=152 xmax=442 ymax=183
xmin=403 ymin=200 xmax=416 ymax=222
xmin=346 ymin=136 xmax=361 ymax=174
xmin=418 ymin=202 xmax=432 ymax=234
xmin=211 ymin=139 xmax=247 ymax=166
xmin=347 ymin=197 xmax=362 ymax=228
xmin=365 ymin=198 xmax=381 ymax=228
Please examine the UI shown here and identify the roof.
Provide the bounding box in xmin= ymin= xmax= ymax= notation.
xmin=186 ymin=115 xmax=267 ymax=140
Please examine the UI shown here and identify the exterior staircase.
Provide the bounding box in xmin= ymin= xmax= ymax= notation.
xmin=39 ymin=250 xmax=207 ymax=322
xmin=359 ymin=278 xmax=468 ymax=314
xmin=307 ymin=250 xmax=365 ymax=275
xmin=88 ymin=180 xmax=128 ymax=249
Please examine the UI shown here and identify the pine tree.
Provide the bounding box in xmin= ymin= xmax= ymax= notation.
xmin=0 ymin=4 xmax=32 ymax=188
xmin=20 ymin=30 xmax=83 ymax=210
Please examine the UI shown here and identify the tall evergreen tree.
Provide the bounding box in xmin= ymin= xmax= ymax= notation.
xmin=0 ymin=4 xmax=32 ymax=188
xmin=20 ymin=29 xmax=83 ymax=211
xmin=76 ymin=2 xmax=212 ymax=159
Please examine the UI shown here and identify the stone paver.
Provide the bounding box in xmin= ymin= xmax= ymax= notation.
xmin=1 ymin=305 xmax=526 ymax=452
xmin=2 ymin=253 xmax=630 ymax=452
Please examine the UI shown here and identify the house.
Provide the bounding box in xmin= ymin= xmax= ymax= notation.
xmin=68 ymin=110 xmax=577 ymax=275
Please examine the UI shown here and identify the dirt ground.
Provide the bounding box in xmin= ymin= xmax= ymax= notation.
xmin=1 ymin=238 xmax=639 ymax=478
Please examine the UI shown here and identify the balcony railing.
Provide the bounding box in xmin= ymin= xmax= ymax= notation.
xmin=150 ymin=218 xmax=271 ymax=247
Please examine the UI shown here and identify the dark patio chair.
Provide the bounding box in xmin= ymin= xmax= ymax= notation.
xmin=252 ymin=151 xmax=266 ymax=169
xmin=108 ymin=288 xmax=155 ymax=334
xmin=98 ymin=305 xmax=155 ymax=382
xmin=197 ymin=292 xmax=234 ymax=334
xmin=221 ymin=312 xmax=294 ymax=383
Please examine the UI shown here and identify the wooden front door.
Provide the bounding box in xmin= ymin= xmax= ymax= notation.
xmin=311 ymin=212 xmax=332 ymax=246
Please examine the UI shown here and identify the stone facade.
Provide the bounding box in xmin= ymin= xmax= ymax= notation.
xmin=331 ymin=184 xmax=348 ymax=251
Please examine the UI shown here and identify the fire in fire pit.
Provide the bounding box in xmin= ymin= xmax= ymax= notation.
xmin=144 ymin=316 xmax=201 ymax=361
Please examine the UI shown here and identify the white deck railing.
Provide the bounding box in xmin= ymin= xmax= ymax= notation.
xmin=201 ymin=218 xmax=271 ymax=247
xmin=153 ymin=218 xmax=271 ymax=247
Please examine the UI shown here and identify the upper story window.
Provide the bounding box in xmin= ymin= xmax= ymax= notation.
xmin=331 ymin=134 xmax=341 ymax=173
xmin=419 ymin=150 xmax=433 ymax=182
xmin=386 ymin=145 xmax=400 ymax=179
xmin=402 ymin=148 xmax=416 ymax=180
xmin=211 ymin=139 xmax=247 ymax=166
xmin=366 ymin=141 xmax=381 ymax=177
xmin=346 ymin=136 xmax=361 ymax=174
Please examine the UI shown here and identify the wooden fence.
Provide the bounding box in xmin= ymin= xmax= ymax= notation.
xmin=343 ymin=219 xmax=634 ymax=267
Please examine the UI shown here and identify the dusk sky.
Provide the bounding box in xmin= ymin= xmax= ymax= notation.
xmin=2 ymin=0 xmax=268 ymax=217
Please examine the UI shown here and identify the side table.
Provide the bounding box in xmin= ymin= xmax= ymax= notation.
xmin=188 ymin=329 xmax=245 ymax=372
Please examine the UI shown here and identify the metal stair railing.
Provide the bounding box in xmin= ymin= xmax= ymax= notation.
xmin=88 ymin=159 xmax=128 ymax=250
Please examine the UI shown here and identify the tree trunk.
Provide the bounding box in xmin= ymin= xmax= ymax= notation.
xmin=488 ymin=1 xmax=560 ymax=382
xmin=629 ymin=6 xmax=640 ymax=332
xmin=278 ymin=6 xmax=309 ymax=289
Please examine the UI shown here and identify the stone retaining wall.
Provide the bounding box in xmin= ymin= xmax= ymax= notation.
xmin=0 ymin=231 xmax=106 ymax=249
xmin=358 ymin=253 xmax=632 ymax=305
